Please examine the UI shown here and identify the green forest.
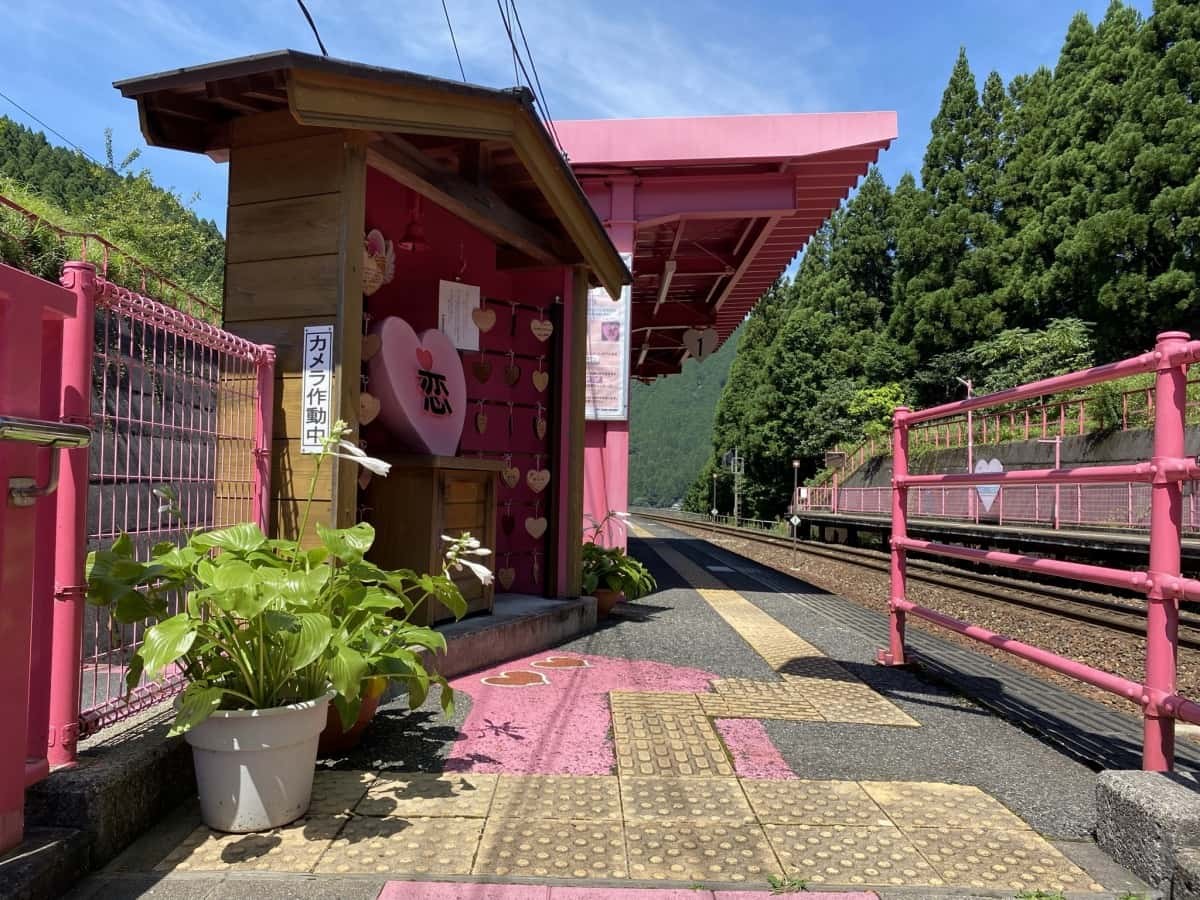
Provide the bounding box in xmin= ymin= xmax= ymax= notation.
xmin=0 ymin=115 xmax=225 ymax=315
xmin=645 ymin=0 xmax=1200 ymax=520
xmin=629 ymin=328 xmax=740 ymax=507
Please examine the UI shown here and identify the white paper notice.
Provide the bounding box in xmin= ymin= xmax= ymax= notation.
xmin=438 ymin=280 xmax=482 ymax=351
xmin=301 ymin=324 xmax=334 ymax=454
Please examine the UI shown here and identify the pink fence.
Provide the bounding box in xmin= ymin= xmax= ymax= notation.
xmin=822 ymin=377 xmax=1200 ymax=484
xmin=877 ymin=331 xmax=1200 ymax=772
xmin=81 ymin=277 xmax=275 ymax=736
xmin=801 ymin=483 xmax=1200 ymax=535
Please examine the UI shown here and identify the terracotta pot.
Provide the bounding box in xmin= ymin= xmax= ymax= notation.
xmin=594 ymin=588 xmax=625 ymax=619
xmin=318 ymin=676 xmax=387 ymax=755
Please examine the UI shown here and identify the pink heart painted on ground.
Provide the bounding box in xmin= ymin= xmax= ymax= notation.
xmin=369 ymin=316 xmax=466 ymax=456
xmin=530 ymin=656 xmax=589 ymax=669
xmin=481 ymin=670 xmax=548 ymax=688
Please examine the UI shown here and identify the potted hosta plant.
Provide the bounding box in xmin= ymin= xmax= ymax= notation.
xmin=581 ymin=512 xmax=656 ymax=618
xmin=86 ymin=421 xmax=490 ymax=833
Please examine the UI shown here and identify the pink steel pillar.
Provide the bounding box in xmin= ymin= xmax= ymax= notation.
xmin=584 ymin=176 xmax=636 ymax=549
xmin=1143 ymin=331 xmax=1190 ymax=771
xmin=47 ymin=262 xmax=96 ymax=768
xmin=878 ymin=406 xmax=910 ymax=666
xmin=252 ymin=345 xmax=277 ymax=534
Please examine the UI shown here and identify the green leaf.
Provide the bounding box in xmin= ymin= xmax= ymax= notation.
xmin=137 ymin=612 xmax=197 ymax=679
xmin=124 ymin=653 xmax=145 ymax=693
xmin=115 ymin=589 xmax=166 ymax=623
xmin=316 ymin=522 xmax=375 ymax=562
xmin=191 ymin=523 xmax=267 ymax=554
xmin=331 ymin=693 xmax=362 ymax=732
xmin=284 ymin=612 xmax=333 ymax=670
xmin=168 ymin=683 xmax=223 ymax=736
xmin=436 ymin=675 xmax=455 ymax=717
xmin=211 ymin=559 xmax=256 ymax=592
xmin=111 ymin=533 xmax=135 ymax=558
xmin=328 ymin=644 xmax=367 ymax=700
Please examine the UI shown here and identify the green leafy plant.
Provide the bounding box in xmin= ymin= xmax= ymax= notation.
xmin=86 ymin=420 xmax=490 ymax=736
xmin=766 ymin=873 xmax=808 ymax=893
xmin=579 ymin=510 xmax=656 ymax=600
xmin=580 ymin=541 xmax=657 ymax=599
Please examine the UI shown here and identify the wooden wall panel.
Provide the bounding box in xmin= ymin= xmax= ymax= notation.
xmin=222 ymin=124 xmax=364 ymax=542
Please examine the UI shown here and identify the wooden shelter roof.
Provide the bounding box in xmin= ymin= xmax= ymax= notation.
xmin=115 ymin=50 xmax=629 ymax=299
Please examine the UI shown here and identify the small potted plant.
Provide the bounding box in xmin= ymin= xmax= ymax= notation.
xmin=581 ymin=512 xmax=656 ymax=618
xmin=86 ymin=421 xmax=490 ymax=833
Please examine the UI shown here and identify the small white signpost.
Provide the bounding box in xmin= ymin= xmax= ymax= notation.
xmin=301 ymin=324 xmax=334 ymax=454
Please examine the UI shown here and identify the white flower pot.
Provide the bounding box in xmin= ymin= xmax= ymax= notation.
xmin=184 ymin=693 xmax=332 ymax=833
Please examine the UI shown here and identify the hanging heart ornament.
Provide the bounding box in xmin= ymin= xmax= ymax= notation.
xmin=682 ymin=327 xmax=719 ymax=361
xmin=472 ymin=359 xmax=492 ymax=383
xmin=531 ymin=370 xmax=549 ymax=393
xmin=497 ymin=567 xmax=516 ymax=590
xmin=525 ymin=516 xmax=548 ymax=539
xmin=504 ymin=363 xmax=521 ymax=386
xmin=475 ymin=411 xmax=488 ymax=434
xmin=471 ymin=307 xmax=496 ymax=333
xmin=534 ymin=417 xmax=547 ymax=440
xmin=501 ymin=513 xmax=516 ymax=535
xmin=530 ymin=318 xmax=554 ymax=342
xmin=501 ymin=466 xmax=520 ymax=488
xmin=358 ymin=392 xmax=381 ymax=426
xmin=526 ymin=468 xmax=550 ymax=493
xmin=361 ymin=332 xmax=382 ymax=361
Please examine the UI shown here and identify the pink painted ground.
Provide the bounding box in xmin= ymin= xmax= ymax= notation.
xmin=444 ymin=651 xmax=793 ymax=778
xmin=377 ymin=883 xmax=876 ymax=899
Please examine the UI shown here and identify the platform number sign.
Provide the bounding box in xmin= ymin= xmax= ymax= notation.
xmin=301 ymin=324 xmax=335 ymax=454
xmin=790 ymin=515 xmax=801 ymax=527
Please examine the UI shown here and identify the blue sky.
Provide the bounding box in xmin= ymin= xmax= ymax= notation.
xmin=1 ymin=0 xmax=1152 ymax=229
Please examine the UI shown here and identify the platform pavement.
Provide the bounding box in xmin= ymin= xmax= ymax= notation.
xmin=63 ymin=521 xmax=1157 ymax=899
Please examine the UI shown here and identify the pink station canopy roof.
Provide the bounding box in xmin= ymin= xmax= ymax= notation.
xmin=556 ymin=112 xmax=897 ymax=379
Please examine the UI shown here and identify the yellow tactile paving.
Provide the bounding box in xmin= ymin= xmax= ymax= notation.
xmin=698 ymin=692 xmax=825 ymax=721
xmin=307 ymin=769 xmax=377 ymax=816
xmin=489 ymin=774 xmax=622 ymax=821
xmin=907 ymin=827 xmax=1105 ymax=891
xmin=314 ymin=815 xmax=482 ymax=875
xmin=609 ymin=690 xmax=703 ymax=713
xmin=860 ymin=781 xmax=1031 ymax=831
xmin=624 ymin=821 xmax=782 ymax=882
xmin=156 ymin=817 xmax=344 ymax=872
xmin=647 ymin=541 xmax=919 ymax=728
xmin=627 ymin=521 xmax=655 ymax=539
xmin=474 ymin=818 xmax=627 ymax=878
xmin=356 ymin=772 xmax=496 ymax=818
xmin=611 ymin=707 xmax=735 ymax=777
xmin=620 ymin=776 xmax=755 ymax=823
xmin=741 ymin=779 xmax=891 ymax=827
xmin=763 ymin=822 xmax=944 ymax=886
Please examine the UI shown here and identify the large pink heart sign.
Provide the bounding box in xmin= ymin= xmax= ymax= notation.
xmin=368 ymin=316 xmax=466 ymax=456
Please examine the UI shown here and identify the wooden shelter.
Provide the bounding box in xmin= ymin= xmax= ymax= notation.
xmin=116 ymin=50 xmax=628 ymax=601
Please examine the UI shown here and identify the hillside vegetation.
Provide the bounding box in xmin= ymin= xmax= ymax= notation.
xmin=678 ymin=0 xmax=1200 ymax=519
xmin=629 ymin=328 xmax=739 ymax=508
xmin=0 ymin=116 xmax=224 ymax=316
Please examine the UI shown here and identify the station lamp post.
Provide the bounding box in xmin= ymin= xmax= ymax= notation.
xmin=956 ymin=376 xmax=975 ymax=522
xmin=711 ymin=471 xmax=720 ymax=539
xmin=1037 ymin=436 xmax=1063 ymax=529
xmin=791 ymin=459 xmax=800 ymax=568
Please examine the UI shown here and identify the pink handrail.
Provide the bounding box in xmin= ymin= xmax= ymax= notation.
xmin=879 ymin=331 xmax=1200 ymax=772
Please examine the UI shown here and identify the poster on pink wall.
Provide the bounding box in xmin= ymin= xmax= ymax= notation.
xmin=584 ymin=252 xmax=632 ymax=421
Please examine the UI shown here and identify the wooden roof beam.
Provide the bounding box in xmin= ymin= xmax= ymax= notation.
xmin=367 ymin=137 xmax=573 ymax=268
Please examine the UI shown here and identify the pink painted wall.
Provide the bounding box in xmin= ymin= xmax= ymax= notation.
xmin=363 ymin=168 xmax=573 ymax=595
xmin=584 ymin=422 xmax=628 ymax=548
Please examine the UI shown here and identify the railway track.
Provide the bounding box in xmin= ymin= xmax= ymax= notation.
xmin=634 ymin=510 xmax=1200 ymax=652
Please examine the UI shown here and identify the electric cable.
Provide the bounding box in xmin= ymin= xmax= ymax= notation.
xmin=0 ymin=90 xmax=102 ymax=166
xmin=440 ymin=0 xmax=467 ymax=81
xmin=295 ymin=0 xmax=329 ymax=57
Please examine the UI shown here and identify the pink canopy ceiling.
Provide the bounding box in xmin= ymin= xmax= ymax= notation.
xmin=557 ymin=112 xmax=897 ymax=379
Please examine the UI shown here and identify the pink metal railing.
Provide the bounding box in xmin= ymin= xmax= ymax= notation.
xmin=800 ymin=483 xmax=1200 ymax=534
xmin=78 ymin=276 xmax=274 ymax=738
xmin=877 ymin=331 xmax=1200 ymax=772
xmin=824 ymin=377 xmax=1200 ymax=484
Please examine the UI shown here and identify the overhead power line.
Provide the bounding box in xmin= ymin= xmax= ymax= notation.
xmin=509 ymin=0 xmax=562 ymax=153
xmin=493 ymin=0 xmax=564 ymax=156
xmin=295 ymin=0 xmax=329 ymax=57
xmin=0 ymin=89 xmax=103 ymax=167
xmin=440 ymin=0 xmax=467 ymax=81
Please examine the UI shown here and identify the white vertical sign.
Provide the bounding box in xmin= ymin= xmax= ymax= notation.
xmin=585 ymin=252 xmax=633 ymax=421
xmin=301 ymin=324 xmax=334 ymax=454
